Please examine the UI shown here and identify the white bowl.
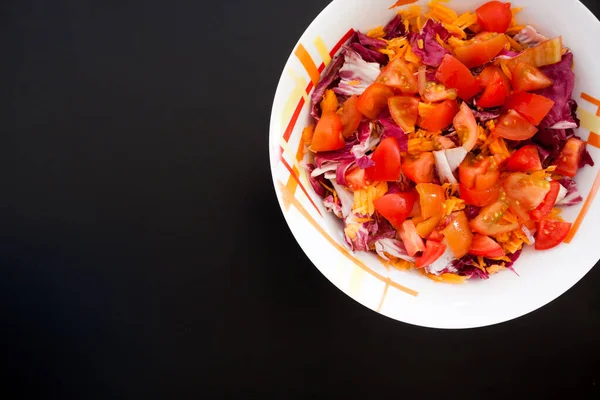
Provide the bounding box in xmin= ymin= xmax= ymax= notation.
xmin=269 ymin=0 xmax=600 ymax=328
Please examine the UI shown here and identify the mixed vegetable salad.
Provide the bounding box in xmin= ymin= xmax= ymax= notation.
xmin=302 ymin=0 xmax=594 ymax=282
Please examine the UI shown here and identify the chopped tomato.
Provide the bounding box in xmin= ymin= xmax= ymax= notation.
xmin=320 ymin=90 xmax=339 ymax=114
xmin=356 ymin=83 xmax=395 ymax=120
xmin=503 ymin=92 xmax=554 ymax=125
xmin=442 ymin=211 xmax=473 ymax=258
xmin=511 ymin=61 xmax=553 ymax=93
xmin=388 ymin=95 xmax=419 ymax=133
xmin=459 ymin=155 xmax=500 ymax=191
xmin=428 ymin=229 xmax=445 ymax=242
xmin=469 ymin=234 xmax=505 ymax=258
xmin=554 ymin=138 xmax=587 ymax=178
xmin=374 ymin=192 xmax=417 ymax=229
xmin=345 ymin=166 xmax=369 ymax=191
xmin=435 ymin=54 xmax=480 ymax=100
xmin=416 ymin=183 xmax=446 ymax=220
xmin=476 ymin=65 xmax=511 ymax=108
xmin=338 ymin=95 xmax=363 ymax=138
xmin=505 ymin=37 xmax=563 ymax=69
xmin=422 ymin=83 xmax=458 ymax=103
xmin=476 ymin=1 xmax=513 ymax=33
xmin=492 ymin=109 xmax=538 ymax=141
xmin=309 ymin=112 xmax=345 ymax=152
xmin=506 ymin=145 xmax=542 ymax=172
xmin=453 ymin=102 xmax=478 ymax=151
xmin=503 ymin=172 xmax=551 ymax=210
xmin=454 ymin=33 xmax=509 ymax=68
xmin=415 ymin=215 xmax=442 ymax=238
xmin=376 ymin=57 xmax=418 ymax=94
xmin=470 ymin=198 xmax=520 ymax=235
xmin=459 ymin=184 xmax=500 ymax=207
xmin=415 ymin=240 xmax=447 ymax=268
xmin=530 ymin=181 xmax=560 ymax=221
xmin=508 ymin=198 xmax=535 ymax=229
xmin=419 ymin=99 xmax=459 ymax=131
xmin=535 ymin=219 xmax=572 ymax=250
xmin=399 ymin=219 xmax=426 ymax=256
xmin=365 ymin=137 xmax=402 ymax=182
xmin=402 ymin=152 xmax=436 ymax=183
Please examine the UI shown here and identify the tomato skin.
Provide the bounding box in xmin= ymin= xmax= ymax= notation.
xmin=399 ymin=219 xmax=426 ymax=256
xmin=415 ymin=240 xmax=447 ymax=268
xmin=309 ymin=112 xmax=345 ymax=152
xmin=469 ymin=234 xmax=505 ymax=258
xmin=374 ymin=192 xmax=417 ymax=229
xmin=492 ymin=109 xmax=538 ymax=141
xmin=442 ymin=211 xmax=473 ymax=258
xmin=453 ymin=102 xmax=478 ymax=151
xmin=503 ymin=92 xmax=554 ymax=126
xmin=535 ymin=219 xmax=572 ymax=250
xmin=506 ymin=145 xmax=542 ymax=172
xmin=505 ymin=37 xmax=563 ymax=69
xmin=435 ymin=55 xmax=480 ymax=100
xmin=415 ymin=215 xmax=442 ymax=238
xmin=320 ymin=90 xmax=339 ymax=114
xmin=459 ymin=184 xmax=500 ymax=207
xmin=459 ymin=155 xmax=500 ymax=191
xmin=402 ymin=152 xmax=436 ymax=184
xmin=554 ymin=138 xmax=586 ymax=178
xmin=419 ymin=99 xmax=459 ymax=131
xmin=345 ymin=166 xmax=369 ymax=191
xmin=338 ymin=96 xmax=363 ymax=138
xmin=530 ymin=181 xmax=560 ymax=221
xmin=388 ymin=95 xmax=419 ymax=133
xmin=357 ymin=84 xmax=395 ymax=120
xmin=470 ymin=198 xmax=520 ymax=235
xmin=476 ymin=65 xmax=511 ymax=108
xmin=365 ymin=137 xmax=402 ymax=182
xmin=416 ymin=183 xmax=446 ymax=220
xmin=511 ymin=61 xmax=553 ymax=93
xmin=476 ymin=1 xmax=513 ymax=33
xmin=503 ymin=172 xmax=551 ymax=210
xmin=422 ymin=83 xmax=457 ymax=103
xmin=454 ymin=33 xmax=509 ymax=68
xmin=376 ymin=57 xmax=418 ymax=94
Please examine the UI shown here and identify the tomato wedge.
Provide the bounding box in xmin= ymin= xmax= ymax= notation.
xmin=505 ymin=37 xmax=563 ymax=69
xmin=374 ymin=192 xmax=417 ymax=229
xmin=415 ymin=240 xmax=447 ymax=268
xmin=503 ymin=172 xmax=551 ymax=210
xmin=470 ymin=197 xmax=520 ymax=235
xmin=459 ymin=155 xmax=500 ymax=191
xmin=492 ymin=109 xmax=538 ymax=141
xmin=399 ymin=219 xmax=426 ymax=256
xmin=454 ymin=33 xmax=509 ymax=68
xmin=415 ymin=215 xmax=442 ymax=239
xmin=422 ymin=83 xmax=458 ymax=103
xmin=459 ymin=184 xmax=500 ymax=207
xmin=511 ymin=61 xmax=553 ymax=93
xmin=357 ymin=83 xmax=395 ymax=120
xmin=503 ymin=92 xmax=554 ymax=125
xmin=530 ymin=180 xmax=560 ymax=221
xmin=435 ymin=54 xmax=480 ymax=100
xmin=388 ymin=96 xmax=419 ymax=133
xmin=309 ymin=112 xmax=345 ymax=152
xmin=442 ymin=211 xmax=473 ymax=258
xmin=476 ymin=65 xmax=511 ymax=108
xmin=365 ymin=137 xmax=402 ymax=182
xmin=345 ymin=166 xmax=369 ymax=191
xmin=402 ymin=152 xmax=436 ymax=183
xmin=535 ymin=219 xmax=572 ymax=250
xmin=416 ymin=183 xmax=446 ymax=220
xmin=506 ymin=145 xmax=542 ymax=172
xmin=419 ymin=99 xmax=459 ymax=131
xmin=338 ymin=95 xmax=363 ymax=138
xmin=376 ymin=57 xmax=418 ymax=94
xmin=469 ymin=234 xmax=505 ymax=258
xmin=320 ymin=90 xmax=339 ymax=114
xmin=476 ymin=1 xmax=513 ymax=33
xmin=554 ymin=138 xmax=587 ymax=178
xmin=453 ymin=102 xmax=478 ymax=151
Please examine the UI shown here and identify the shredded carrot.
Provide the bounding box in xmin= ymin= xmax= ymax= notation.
xmin=399 ymin=5 xmax=422 ymax=20
xmin=488 ymin=137 xmax=511 ymax=164
xmin=447 ymin=36 xmax=467 ymax=48
xmin=320 ymin=90 xmax=338 ymax=114
xmin=423 ymin=271 xmax=468 ymax=284
xmin=302 ymin=125 xmax=314 ymax=147
xmin=367 ymin=26 xmax=386 ymax=38
xmin=547 ymin=207 xmax=565 ymax=222
xmin=506 ymin=34 xmax=524 ymax=52
xmin=403 ymin=18 xmax=410 ymax=33
xmin=353 ymin=181 xmax=388 ymax=216
xmin=506 ymin=25 xmax=526 ymax=34
xmin=442 ymin=197 xmax=465 ymax=217
xmin=510 ymin=7 xmax=524 ymax=27
xmin=386 ymin=257 xmax=415 ymax=271
xmin=486 ymin=265 xmax=506 ymax=275
xmin=427 ymin=1 xmax=458 ymax=24
xmin=442 ymin=23 xmax=467 ymax=39
xmin=404 ymin=44 xmax=421 ymax=65
xmin=452 ymin=12 xmax=478 ymax=30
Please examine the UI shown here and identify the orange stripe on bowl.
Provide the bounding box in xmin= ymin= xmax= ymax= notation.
xmin=581 ymin=92 xmax=600 ymax=108
xmin=376 ymin=283 xmax=390 ymax=312
xmin=295 ymin=44 xmax=321 ymax=86
xmin=278 ymin=180 xmax=418 ymax=297
xmin=588 ymin=132 xmax=600 ymax=149
xmin=280 ymin=155 xmax=323 ymax=217
xmin=564 ymin=169 xmax=600 ymax=243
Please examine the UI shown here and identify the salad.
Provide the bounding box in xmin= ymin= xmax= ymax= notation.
xmin=302 ymin=0 xmax=594 ymax=282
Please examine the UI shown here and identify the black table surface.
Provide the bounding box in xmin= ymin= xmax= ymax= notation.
xmin=2 ymin=0 xmax=599 ymax=398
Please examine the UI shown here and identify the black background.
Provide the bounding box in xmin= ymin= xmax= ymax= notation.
xmin=1 ymin=0 xmax=599 ymax=398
